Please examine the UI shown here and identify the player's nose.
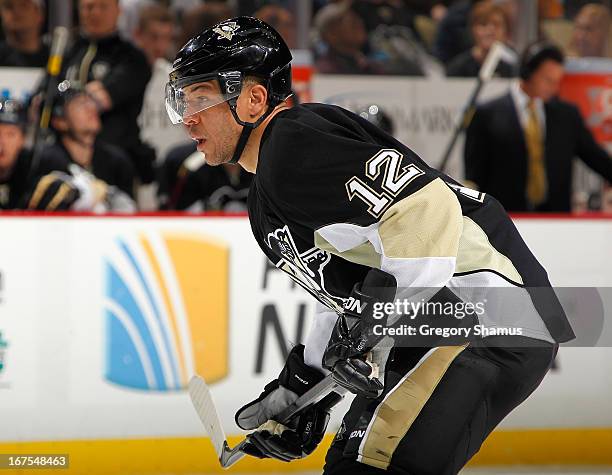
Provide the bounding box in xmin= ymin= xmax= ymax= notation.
xmin=183 ymin=113 xmax=200 ymax=126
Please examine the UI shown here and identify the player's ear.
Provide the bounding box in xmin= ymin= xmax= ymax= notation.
xmin=248 ymin=83 xmax=268 ymax=118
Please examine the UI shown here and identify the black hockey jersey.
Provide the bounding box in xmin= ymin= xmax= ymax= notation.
xmin=248 ymin=104 xmax=575 ymax=345
xmin=0 ymin=150 xmax=33 ymax=210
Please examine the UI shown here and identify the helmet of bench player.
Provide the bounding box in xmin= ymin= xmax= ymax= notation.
xmin=165 ymin=16 xmax=292 ymax=163
xmin=0 ymin=98 xmax=27 ymax=129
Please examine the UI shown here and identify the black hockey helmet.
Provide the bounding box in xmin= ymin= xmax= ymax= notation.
xmin=166 ymin=16 xmax=292 ymax=125
xmin=0 ymin=97 xmax=27 ymax=129
xmin=52 ymin=80 xmax=92 ymax=118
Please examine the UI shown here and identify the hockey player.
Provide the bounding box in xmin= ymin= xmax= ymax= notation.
xmin=0 ymin=97 xmax=80 ymax=211
xmin=165 ymin=17 xmax=575 ymax=474
xmin=43 ymin=80 xmax=137 ymax=199
xmin=0 ymin=96 xmax=134 ymax=212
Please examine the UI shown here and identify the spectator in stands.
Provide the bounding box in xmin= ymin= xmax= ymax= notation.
xmin=567 ymin=3 xmax=611 ymax=57
xmin=464 ymin=42 xmax=612 ymax=212
xmin=351 ymin=0 xmax=420 ymax=39
xmin=0 ymin=0 xmax=48 ymax=67
xmin=158 ymin=146 xmax=252 ymax=211
xmin=433 ymin=0 xmax=480 ymax=64
xmin=446 ymin=2 xmax=515 ymax=77
xmin=39 ymin=80 xmax=136 ymax=198
xmin=254 ymin=4 xmax=296 ymax=49
xmin=564 ymin=0 xmax=611 ymax=20
xmin=133 ymin=4 xmax=175 ymax=66
xmin=58 ymin=0 xmax=155 ymax=184
xmin=349 ymin=0 xmax=429 ymax=74
xmin=313 ymin=2 xmax=377 ymax=74
xmin=314 ymin=1 xmax=401 ymax=75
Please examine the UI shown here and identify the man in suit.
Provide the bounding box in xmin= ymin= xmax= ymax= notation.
xmin=464 ymin=42 xmax=612 ymax=212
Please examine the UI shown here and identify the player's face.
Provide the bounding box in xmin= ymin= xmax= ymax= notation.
xmin=65 ymin=95 xmax=101 ymax=144
xmin=0 ymin=124 xmax=25 ymax=170
xmin=526 ymin=60 xmax=564 ymax=102
xmin=79 ymin=0 xmax=120 ymax=39
xmin=182 ymin=81 xmax=242 ymax=166
xmin=0 ymin=0 xmax=43 ymax=34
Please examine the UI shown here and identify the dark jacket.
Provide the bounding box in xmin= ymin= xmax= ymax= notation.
xmin=0 ymin=149 xmax=34 ymax=209
xmin=0 ymin=41 xmax=49 ymax=67
xmin=38 ymin=139 xmax=136 ymax=197
xmin=464 ymin=92 xmax=612 ymax=212
xmin=446 ymin=50 xmax=516 ymax=78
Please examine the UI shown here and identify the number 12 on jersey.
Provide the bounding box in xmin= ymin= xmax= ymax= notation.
xmin=345 ymin=149 xmax=424 ymax=217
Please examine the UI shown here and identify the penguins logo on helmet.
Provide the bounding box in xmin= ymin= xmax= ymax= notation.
xmin=213 ymin=21 xmax=240 ymax=41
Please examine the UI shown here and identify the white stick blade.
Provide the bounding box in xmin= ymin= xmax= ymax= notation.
xmin=188 ymin=375 xmax=228 ymax=459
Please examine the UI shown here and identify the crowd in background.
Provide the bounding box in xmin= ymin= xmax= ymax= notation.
xmin=0 ymin=0 xmax=610 ymax=214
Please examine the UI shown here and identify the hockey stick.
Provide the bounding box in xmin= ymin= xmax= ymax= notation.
xmin=188 ymin=373 xmax=346 ymax=469
xmin=438 ymin=41 xmax=517 ymax=173
xmin=29 ymin=26 xmax=70 ymax=181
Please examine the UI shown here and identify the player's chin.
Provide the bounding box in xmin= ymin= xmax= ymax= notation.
xmin=202 ymin=152 xmax=227 ymax=167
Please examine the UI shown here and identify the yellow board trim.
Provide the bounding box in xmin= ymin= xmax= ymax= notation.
xmin=1 ymin=429 xmax=612 ymax=474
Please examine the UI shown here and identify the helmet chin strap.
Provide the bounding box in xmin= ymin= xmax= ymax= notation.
xmin=227 ymin=98 xmax=276 ymax=165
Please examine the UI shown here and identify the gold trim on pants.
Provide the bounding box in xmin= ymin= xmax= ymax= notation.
xmin=357 ymin=344 xmax=468 ymax=470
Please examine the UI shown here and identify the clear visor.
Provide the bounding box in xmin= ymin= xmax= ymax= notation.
xmin=165 ymin=79 xmax=240 ymax=125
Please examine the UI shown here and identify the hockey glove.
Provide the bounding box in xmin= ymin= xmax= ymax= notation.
xmin=24 ymin=172 xmax=81 ymax=211
xmin=235 ymin=344 xmax=340 ymax=461
xmin=323 ymin=268 xmax=397 ymax=398
xmin=243 ymin=392 xmax=342 ymax=461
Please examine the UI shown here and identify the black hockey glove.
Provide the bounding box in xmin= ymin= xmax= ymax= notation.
xmin=323 ymin=268 xmax=397 ymax=399
xmin=242 ymin=392 xmax=342 ymax=462
xmin=235 ymin=344 xmax=341 ymax=461
xmin=24 ymin=172 xmax=81 ymax=211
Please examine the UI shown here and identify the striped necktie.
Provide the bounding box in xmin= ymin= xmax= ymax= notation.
xmin=524 ymin=99 xmax=547 ymax=207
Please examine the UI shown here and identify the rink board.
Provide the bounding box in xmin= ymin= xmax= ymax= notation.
xmin=0 ymin=215 xmax=611 ymax=473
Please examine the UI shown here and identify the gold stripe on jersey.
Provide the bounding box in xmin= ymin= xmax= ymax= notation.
xmin=27 ymin=174 xmax=56 ymax=209
xmin=358 ymin=344 xmax=468 ymax=470
xmin=378 ymin=178 xmax=463 ymax=259
xmin=455 ymin=217 xmax=524 ymax=285
xmin=314 ymin=233 xmax=381 ymax=269
xmin=46 ymin=182 xmax=72 ymax=210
